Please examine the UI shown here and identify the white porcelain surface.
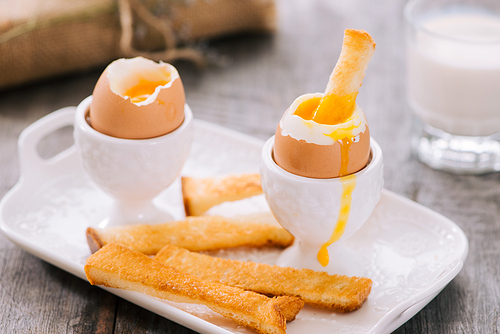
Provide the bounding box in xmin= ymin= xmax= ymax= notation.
xmin=73 ymin=96 xmax=194 ymax=227
xmin=260 ymin=136 xmax=384 ymax=276
xmin=0 ymin=109 xmax=468 ymax=334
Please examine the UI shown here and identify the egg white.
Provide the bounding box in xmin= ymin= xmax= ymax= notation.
xmin=106 ymin=57 xmax=180 ymax=107
xmin=279 ymin=93 xmax=368 ymax=146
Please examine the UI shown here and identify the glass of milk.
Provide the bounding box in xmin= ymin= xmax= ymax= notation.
xmin=405 ymin=0 xmax=500 ymax=173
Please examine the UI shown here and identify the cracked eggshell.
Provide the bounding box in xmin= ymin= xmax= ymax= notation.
xmin=274 ymin=124 xmax=370 ymax=178
xmin=90 ymin=57 xmax=185 ymax=139
xmin=273 ymin=93 xmax=370 ymax=179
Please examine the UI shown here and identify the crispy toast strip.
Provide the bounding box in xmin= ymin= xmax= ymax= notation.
xmin=155 ymin=244 xmax=372 ymax=312
xmin=324 ymin=29 xmax=376 ymax=97
xmin=85 ymin=244 xmax=304 ymax=334
xmin=182 ymin=174 xmax=263 ymax=216
xmin=86 ymin=214 xmax=293 ymax=255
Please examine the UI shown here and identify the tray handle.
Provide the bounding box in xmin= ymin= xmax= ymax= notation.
xmin=18 ymin=107 xmax=77 ymax=181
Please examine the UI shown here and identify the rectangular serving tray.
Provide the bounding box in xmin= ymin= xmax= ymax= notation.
xmin=0 ymin=108 xmax=469 ymax=334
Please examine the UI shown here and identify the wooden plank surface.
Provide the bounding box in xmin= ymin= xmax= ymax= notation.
xmin=1 ymin=0 xmax=499 ymax=333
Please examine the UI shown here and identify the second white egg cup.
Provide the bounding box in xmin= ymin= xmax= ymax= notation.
xmin=74 ymin=96 xmax=194 ymax=228
xmin=260 ymin=136 xmax=383 ymax=276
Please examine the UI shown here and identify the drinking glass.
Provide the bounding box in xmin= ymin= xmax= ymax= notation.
xmin=405 ymin=0 xmax=500 ymax=173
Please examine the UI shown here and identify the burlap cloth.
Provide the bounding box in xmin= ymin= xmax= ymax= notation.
xmin=0 ymin=0 xmax=276 ymax=89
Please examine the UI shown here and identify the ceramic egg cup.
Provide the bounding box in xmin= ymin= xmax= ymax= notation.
xmin=260 ymin=136 xmax=383 ymax=276
xmin=74 ymin=96 xmax=194 ymax=228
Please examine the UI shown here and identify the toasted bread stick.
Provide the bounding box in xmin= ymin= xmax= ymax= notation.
xmin=311 ymin=29 xmax=376 ymax=125
xmin=86 ymin=214 xmax=293 ymax=255
xmin=182 ymin=174 xmax=263 ymax=216
xmin=155 ymin=244 xmax=372 ymax=312
xmin=85 ymin=244 xmax=304 ymax=334
xmin=324 ymin=29 xmax=376 ymax=97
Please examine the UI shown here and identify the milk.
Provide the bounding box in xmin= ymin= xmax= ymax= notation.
xmin=407 ymin=11 xmax=500 ymax=136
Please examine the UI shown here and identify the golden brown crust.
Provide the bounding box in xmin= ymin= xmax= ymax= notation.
xmin=182 ymin=174 xmax=263 ymax=216
xmin=86 ymin=214 xmax=293 ymax=255
xmin=85 ymin=244 xmax=303 ymax=334
xmin=155 ymin=244 xmax=372 ymax=312
xmin=86 ymin=227 xmax=105 ymax=254
xmin=181 ymin=177 xmax=193 ymax=216
xmin=269 ymin=294 xmax=304 ymax=321
xmin=324 ymin=29 xmax=376 ymax=97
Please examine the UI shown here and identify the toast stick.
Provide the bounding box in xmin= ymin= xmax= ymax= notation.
xmin=324 ymin=29 xmax=376 ymax=97
xmin=182 ymin=174 xmax=263 ymax=216
xmin=155 ymin=244 xmax=372 ymax=312
xmin=85 ymin=244 xmax=304 ymax=334
xmin=312 ymin=29 xmax=376 ymax=125
xmin=86 ymin=214 xmax=293 ymax=255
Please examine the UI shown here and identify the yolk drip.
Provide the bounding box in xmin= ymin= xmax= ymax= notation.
xmin=292 ymin=94 xmax=361 ymax=267
xmin=317 ymin=174 xmax=357 ymax=267
xmin=125 ymin=78 xmax=170 ymax=103
xmin=339 ymin=137 xmax=352 ymax=177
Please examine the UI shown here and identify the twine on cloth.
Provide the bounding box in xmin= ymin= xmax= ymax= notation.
xmin=0 ymin=0 xmax=276 ymax=89
xmin=118 ymin=0 xmax=205 ymax=67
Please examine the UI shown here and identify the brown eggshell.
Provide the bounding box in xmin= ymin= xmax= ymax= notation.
xmin=90 ymin=69 xmax=185 ymax=139
xmin=273 ymin=124 xmax=370 ymax=179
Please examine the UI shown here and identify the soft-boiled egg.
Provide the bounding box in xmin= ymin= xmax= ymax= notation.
xmin=90 ymin=57 xmax=185 ymax=139
xmin=272 ymin=29 xmax=376 ymax=268
xmin=273 ymin=29 xmax=375 ymax=179
xmin=274 ymin=92 xmax=370 ymax=179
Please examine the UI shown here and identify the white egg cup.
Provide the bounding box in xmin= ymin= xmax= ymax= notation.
xmin=74 ymin=96 xmax=194 ymax=228
xmin=260 ymin=136 xmax=383 ymax=276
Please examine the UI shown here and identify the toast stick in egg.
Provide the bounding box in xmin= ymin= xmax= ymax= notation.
xmin=313 ymin=29 xmax=376 ymax=124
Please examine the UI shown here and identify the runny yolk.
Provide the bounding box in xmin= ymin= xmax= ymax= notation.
xmin=339 ymin=137 xmax=352 ymax=177
xmin=124 ymin=78 xmax=170 ymax=103
xmin=293 ymin=96 xmax=322 ymax=120
xmin=292 ymin=95 xmax=357 ymax=176
xmin=317 ymin=174 xmax=357 ymax=267
xmin=314 ymin=92 xmax=358 ymax=125
xmin=292 ymin=93 xmax=360 ymax=267
xmin=293 ymin=93 xmax=358 ymax=125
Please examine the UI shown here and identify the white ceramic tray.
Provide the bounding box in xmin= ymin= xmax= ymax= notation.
xmin=0 ymin=107 xmax=469 ymax=334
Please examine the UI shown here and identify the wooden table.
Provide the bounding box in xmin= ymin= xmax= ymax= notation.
xmin=0 ymin=0 xmax=498 ymax=332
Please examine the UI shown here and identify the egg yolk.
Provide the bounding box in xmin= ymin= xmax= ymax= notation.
xmin=292 ymin=94 xmax=358 ymax=177
xmin=293 ymin=96 xmax=322 ymax=120
xmin=293 ymin=93 xmax=357 ymax=125
xmin=125 ymin=78 xmax=171 ymax=103
xmin=293 ymin=93 xmax=361 ymax=267
xmin=313 ymin=92 xmax=358 ymax=125
xmin=316 ymin=174 xmax=356 ymax=266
